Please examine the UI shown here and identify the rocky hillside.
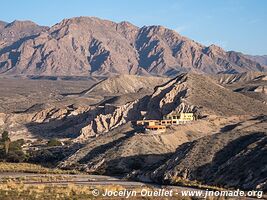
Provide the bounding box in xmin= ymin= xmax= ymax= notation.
xmin=63 ymin=73 xmax=267 ymax=140
xmin=0 ymin=20 xmax=48 ymax=49
xmin=216 ymin=72 xmax=266 ymax=84
xmin=143 ymin=73 xmax=267 ymax=118
xmin=216 ymin=72 xmax=267 ymax=104
xmin=41 ymin=72 xmax=266 ymax=142
xmin=0 ymin=17 xmax=265 ymax=76
xmin=3 ymin=73 xmax=266 ymax=141
xmin=56 ymin=73 xmax=267 ymax=189
xmin=0 ymin=21 xmax=7 ymax=30
xmin=58 ymin=119 xmax=223 ymax=174
xmin=1 ymin=72 xmax=267 ymax=191
xmin=144 ymin=115 xmax=267 ymax=191
xmin=78 ymin=74 xmax=170 ymax=106
xmin=245 ymin=55 xmax=267 ymax=66
xmin=81 ymin=74 xmax=170 ymax=96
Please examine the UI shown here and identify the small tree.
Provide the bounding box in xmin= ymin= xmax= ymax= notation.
xmin=2 ymin=131 xmax=11 ymax=154
xmin=11 ymin=139 xmax=25 ymax=150
xmin=2 ymin=131 xmax=9 ymax=142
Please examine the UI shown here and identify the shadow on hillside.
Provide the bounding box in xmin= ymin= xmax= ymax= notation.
xmin=194 ymin=132 xmax=266 ymax=189
xmin=0 ymin=35 xmax=38 ymax=71
xmin=24 ymin=92 xmax=147 ymax=140
xmin=25 ymin=110 xmax=94 ymax=139
xmin=78 ymin=130 xmax=136 ymax=164
xmin=250 ymin=114 xmax=267 ymax=122
xmin=99 ymin=153 xmax=173 ymax=176
xmin=28 ymin=143 xmax=84 ymax=168
xmin=219 ymin=122 xmax=242 ymax=132
xmin=79 ymin=134 xmax=194 ymax=176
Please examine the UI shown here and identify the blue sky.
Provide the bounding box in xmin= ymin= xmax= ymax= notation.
xmin=1 ymin=0 xmax=266 ymax=55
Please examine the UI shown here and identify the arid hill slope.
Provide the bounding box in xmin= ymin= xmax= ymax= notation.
xmin=145 ymin=116 xmax=267 ymax=191
xmin=81 ymin=74 xmax=170 ymax=96
xmin=60 ymin=72 xmax=267 ymax=140
xmin=58 ymin=118 xmax=230 ymax=174
xmin=0 ymin=17 xmax=265 ymax=76
xmin=216 ymin=72 xmax=267 ymax=104
xmin=3 ymin=73 xmax=266 ymax=142
xmin=57 ymin=73 xmax=267 ymax=189
xmin=217 ymin=72 xmax=266 ymax=84
xmin=1 ymin=73 xmax=266 ymax=191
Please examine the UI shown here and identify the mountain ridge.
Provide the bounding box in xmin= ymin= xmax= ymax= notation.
xmin=245 ymin=55 xmax=267 ymax=66
xmin=0 ymin=16 xmax=265 ymax=77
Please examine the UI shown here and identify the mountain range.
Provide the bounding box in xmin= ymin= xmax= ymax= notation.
xmin=0 ymin=17 xmax=266 ymax=77
xmin=245 ymin=55 xmax=267 ymax=66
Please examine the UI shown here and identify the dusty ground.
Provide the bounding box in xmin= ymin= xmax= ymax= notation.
xmin=0 ymin=76 xmax=99 ymax=113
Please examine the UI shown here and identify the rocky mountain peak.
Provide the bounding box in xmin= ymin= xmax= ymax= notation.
xmin=118 ymin=21 xmax=138 ymax=28
xmin=205 ymin=44 xmax=225 ymax=54
xmin=203 ymin=44 xmax=227 ymax=60
xmin=5 ymin=20 xmax=39 ymax=28
xmin=0 ymin=19 xmax=48 ymax=51
xmin=0 ymin=17 xmax=265 ymax=76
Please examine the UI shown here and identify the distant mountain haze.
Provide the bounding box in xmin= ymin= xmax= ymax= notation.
xmin=245 ymin=55 xmax=267 ymax=66
xmin=0 ymin=17 xmax=266 ymax=77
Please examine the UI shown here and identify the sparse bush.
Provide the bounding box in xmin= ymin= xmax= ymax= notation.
xmin=46 ymin=138 xmax=62 ymax=147
xmin=29 ymin=149 xmax=55 ymax=163
xmin=28 ymin=148 xmax=68 ymax=166
xmin=0 ymin=131 xmax=26 ymax=163
xmin=9 ymin=139 xmax=25 ymax=152
xmin=5 ymin=150 xmax=27 ymax=163
xmin=0 ymin=162 xmax=79 ymax=174
xmin=1 ymin=131 xmax=11 ymax=154
xmin=1 ymin=131 xmax=9 ymax=142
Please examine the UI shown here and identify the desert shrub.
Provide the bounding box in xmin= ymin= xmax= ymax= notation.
xmin=0 ymin=131 xmax=27 ymax=163
xmin=9 ymin=139 xmax=25 ymax=151
xmin=5 ymin=150 xmax=27 ymax=163
xmin=28 ymin=149 xmax=68 ymax=166
xmin=1 ymin=131 xmax=9 ymax=142
xmin=0 ymin=162 xmax=79 ymax=174
xmin=46 ymin=138 xmax=62 ymax=147
xmin=29 ymin=149 xmax=55 ymax=163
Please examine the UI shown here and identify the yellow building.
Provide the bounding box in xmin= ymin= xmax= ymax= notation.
xmin=136 ymin=120 xmax=159 ymax=126
xmin=180 ymin=113 xmax=194 ymax=121
xmin=158 ymin=119 xmax=172 ymax=126
xmin=134 ymin=112 xmax=195 ymax=134
xmin=163 ymin=115 xmax=179 ymax=120
xmin=163 ymin=112 xmax=194 ymax=121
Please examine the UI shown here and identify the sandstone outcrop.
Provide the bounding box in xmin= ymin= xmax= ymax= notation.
xmin=75 ymin=73 xmax=267 ymax=139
